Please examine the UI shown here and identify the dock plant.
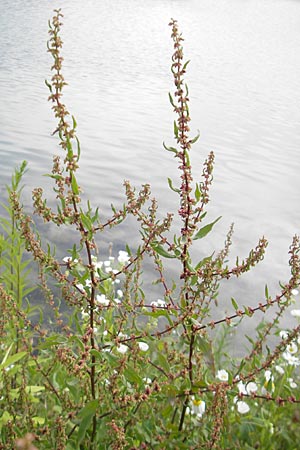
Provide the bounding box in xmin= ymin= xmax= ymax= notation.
xmin=0 ymin=9 xmax=300 ymax=450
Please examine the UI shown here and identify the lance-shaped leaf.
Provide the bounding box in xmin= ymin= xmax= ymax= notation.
xmin=167 ymin=178 xmax=180 ymax=193
xmin=193 ymin=216 xmax=222 ymax=240
xmin=163 ymin=141 xmax=178 ymax=155
xmin=76 ymin=400 xmax=98 ymax=445
xmin=173 ymin=120 xmax=179 ymax=139
xmin=151 ymin=243 xmax=176 ymax=259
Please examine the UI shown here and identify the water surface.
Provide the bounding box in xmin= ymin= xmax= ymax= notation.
xmin=1 ymin=0 xmax=300 ymax=342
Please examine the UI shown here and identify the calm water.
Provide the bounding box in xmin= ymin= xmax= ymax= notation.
xmin=1 ymin=0 xmax=300 ymax=339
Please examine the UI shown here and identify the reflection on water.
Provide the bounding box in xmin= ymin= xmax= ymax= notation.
xmin=1 ymin=0 xmax=300 ymax=346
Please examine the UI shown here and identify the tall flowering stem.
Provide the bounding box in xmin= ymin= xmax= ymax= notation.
xmin=46 ymin=10 xmax=99 ymax=443
xmin=169 ymin=19 xmax=196 ymax=278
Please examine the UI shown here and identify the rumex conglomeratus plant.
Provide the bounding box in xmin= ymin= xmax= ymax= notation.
xmin=0 ymin=10 xmax=300 ymax=450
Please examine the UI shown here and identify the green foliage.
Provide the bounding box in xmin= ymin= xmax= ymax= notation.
xmin=0 ymin=9 xmax=299 ymax=450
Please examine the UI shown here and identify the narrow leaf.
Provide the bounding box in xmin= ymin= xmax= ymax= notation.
xmin=167 ymin=178 xmax=180 ymax=193
xmin=71 ymin=174 xmax=79 ymax=195
xmin=173 ymin=121 xmax=179 ymax=139
xmin=193 ymin=216 xmax=222 ymax=240
xmin=163 ymin=142 xmax=178 ymax=154
xmin=151 ymin=244 xmax=176 ymax=259
xmin=231 ymin=297 xmax=239 ymax=311
xmin=1 ymin=351 xmax=27 ymax=369
xmin=195 ymin=183 xmax=201 ymax=202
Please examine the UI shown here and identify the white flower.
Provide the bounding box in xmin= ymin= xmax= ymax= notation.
xmin=291 ymin=289 xmax=299 ymax=296
xmin=263 ymin=370 xmax=275 ymax=393
xmin=286 ymin=342 xmax=298 ymax=354
xmin=265 ymin=370 xmax=273 ymax=382
xmin=96 ymin=294 xmax=110 ymax=306
xmin=216 ymin=369 xmax=229 ymax=382
xmin=190 ymin=397 xmax=206 ymax=418
xmin=118 ymin=250 xmax=130 ymax=264
xmin=116 ymin=344 xmax=128 ymax=354
xmin=237 ymin=381 xmax=247 ymax=395
xmin=63 ymin=256 xmax=78 ymax=264
xmin=246 ymin=382 xmax=258 ymax=394
xmin=94 ymin=261 xmax=103 ymax=270
xmin=81 ymin=309 xmax=89 ymax=319
xmin=117 ymin=289 xmax=123 ymax=298
xmin=288 ymin=378 xmax=297 ymax=389
xmin=236 ymin=401 xmax=250 ymax=414
xmin=91 ymin=255 xmax=103 ymax=269
xmin=275 ymin=365 xmax=285 ymax=375
xmin=282 ymin=351 xmax=300 ymax=366
xmin=280 ymin=330 xmax=289 ymax=339
xmin=143 ymin=377 xmax=152 ymax=386
xmin=138 ymin=342 xmax=149 ymax=352
xmin=104 ymin=260 xmax=111 ymax=267
xmin=151 ymin=299 xmax=166 ymax=308
xmin=113 ymin=298 xmax=122 ymax=304
xmin=237 ymin=381 xmax=257 ymax=395
xmin=290 ymin=309 xmax=300 ymax=318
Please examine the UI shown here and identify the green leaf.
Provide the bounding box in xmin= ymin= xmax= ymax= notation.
xmin=76 ymin=400 xmax=98 ymax=445
xmin=45 ymin=79 xmax=53 ymax=92
xmin=163 ymin=142 xmax=178 ymax=155
xmin=25 ymin=386 xmax=45 ymax=394
xmin=167 ymin=178 xmax=180 ymax=193
xmin=173 ymin=120 xmax=179 ymax=139
xmin=71 ymin=174 xmax=79 ymax=195
xmin=75 ymin=136 xmax=81 ymax=161
xmin=195 ymin=183 xmax=201 ymax=202
xmin=183 ymin=60 xmax=190 ymax=71
xmin=190 ymin=131 xmax=200 ymax=144
xmin=124 ymin=367 xmax=142 ymax=385
xmin=231 ymin=297 xmax=239 ymax=311
xmin=0 ymin=351 xmax=27 ymax=369
xmin=151 ymin=243 xmax=176 ymax=259
xmin=265 ymin=284 xmax=269 ymax=299
xmin=193 ymin=216 xmax=222 ymax=240
xmin=168 ymin=92 xmax=175 ymax=108
xmin=155 ymin=352 xmax=170 ymax=373
xmin=72 ymin=115 xmax=77 ymax=130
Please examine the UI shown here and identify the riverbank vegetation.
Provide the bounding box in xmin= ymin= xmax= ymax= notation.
xmin=1 ymin=9 xmax=300 ymax=449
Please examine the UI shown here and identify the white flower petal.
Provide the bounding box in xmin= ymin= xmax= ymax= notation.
xmin=138 ymin=342 xmax=149 ymax=352
xmin=96 ymin=294 xmax=110 ymax=306
xmin=236 ymin=401 xmax=250 ymax=414
xmin=216 ymin=369 xmax=229 ymax=382
xmin=116 ymin=344 xmax=128 ymax=354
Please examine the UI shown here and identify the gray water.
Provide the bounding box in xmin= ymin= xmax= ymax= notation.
xmin=1 ymin=0 xmax=300 ymax=340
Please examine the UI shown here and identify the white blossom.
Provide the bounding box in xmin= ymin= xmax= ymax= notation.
xmin=286 ymin=342 xmax=298 ymax=354
xmin=151 ymin=299 xmax=166 ymax=308
xmin=282 ymin=351 xmax=300 ymax=366
xmin=118 ymin=250 xmax=130 ymax=264
xmin=236 ymin=401 xmax=250 ymax=414
xmin=190 ymin=397 xmax=206 ymax=418
xmin=288 ymin=378 xmax=297 ymax=389
xmin=96 ymin=294 xmax=110 ymax=306
xmin=275 ymin=365 xmax=285 ymax=375
xmin=216 ymin=369 xmax=229 ymax=382
xmin=116 ymin=344 xmax=128 ymax=354
xmin=138 ymin=342 xmax=149 ymax=352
